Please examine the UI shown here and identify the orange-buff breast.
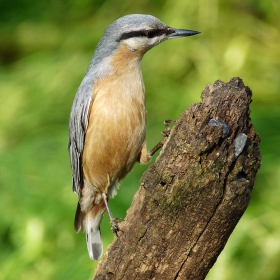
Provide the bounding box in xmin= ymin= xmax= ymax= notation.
xmin=82 ymin=70 xmax=146 ymax=194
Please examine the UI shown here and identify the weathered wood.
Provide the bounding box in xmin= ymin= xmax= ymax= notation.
xmin=93 ymin=77 xmax=261 ymax=280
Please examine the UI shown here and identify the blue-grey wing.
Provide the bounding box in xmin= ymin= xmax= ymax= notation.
xmin=68 ymin=77 xmax=94 ymax=196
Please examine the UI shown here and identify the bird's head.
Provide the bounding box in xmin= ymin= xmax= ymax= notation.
xmin=94 ymin=14 xmax=200 ymax=61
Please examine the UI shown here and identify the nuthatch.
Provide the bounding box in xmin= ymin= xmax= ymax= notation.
xmin=68 ymin=14 xmax=200 ymax=261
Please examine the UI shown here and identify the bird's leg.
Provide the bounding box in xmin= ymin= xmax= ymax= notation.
xmin=102 ymin=193 xmax=123 ymax=236
xmin=149 ymin=120 xmax=175 ymax=157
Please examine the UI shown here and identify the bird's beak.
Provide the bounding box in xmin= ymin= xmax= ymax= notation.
xmin=168 ymin=28 xmax=200 ymax=39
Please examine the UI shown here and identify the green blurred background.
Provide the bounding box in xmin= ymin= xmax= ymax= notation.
xmin=0 ymin=0 xmax=279 ymax=279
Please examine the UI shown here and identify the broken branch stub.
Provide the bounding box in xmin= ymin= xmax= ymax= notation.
xmin=93 ymin=77 xmax=261 ymax=280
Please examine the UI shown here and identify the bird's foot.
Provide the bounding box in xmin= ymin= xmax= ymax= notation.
xmin=162 ymin=119 xmax=175 ymax=138
xmin=149 ymin=119 xmax=176 ymax=157
xmin=110 ymin=218 xmax=124 ymax=237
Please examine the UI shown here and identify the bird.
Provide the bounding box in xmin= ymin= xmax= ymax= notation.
xmin=68 ymin=14 xmax=200 ymax=261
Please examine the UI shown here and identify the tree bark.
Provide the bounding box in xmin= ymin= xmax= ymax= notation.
xmin=93 ymin=77 xmax=261 ymax=280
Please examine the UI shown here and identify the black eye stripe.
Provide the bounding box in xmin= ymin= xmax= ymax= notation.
xmin=119 ymin=31 xmax=147 ymax=41
xmin=118 ymin=28 xmax=174 ymax=41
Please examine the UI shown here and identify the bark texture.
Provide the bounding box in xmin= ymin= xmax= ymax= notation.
xmin=93 ymin=77 xmax=261 ymax=280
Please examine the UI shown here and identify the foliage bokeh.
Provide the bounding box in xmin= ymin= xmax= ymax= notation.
xmin=0 ymin=0 xmax=279 ymax=279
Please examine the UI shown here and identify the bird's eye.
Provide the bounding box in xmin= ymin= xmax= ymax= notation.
xmin=146 ymin=29 xmax=167 ymax=38
xmin=146 ymin=30 xmax=157 ymax=38
xmin=118 ymin=28 xmax=168 ymax=42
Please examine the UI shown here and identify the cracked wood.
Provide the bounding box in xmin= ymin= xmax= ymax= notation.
xmin=93 ymin=77 xmax=261 ymax=280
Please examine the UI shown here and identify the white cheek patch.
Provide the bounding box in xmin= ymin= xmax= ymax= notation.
xmin=124 ymin=37 xmax=150 ymax=51
xmin=124 ymin=35 xmax=167 ymax=52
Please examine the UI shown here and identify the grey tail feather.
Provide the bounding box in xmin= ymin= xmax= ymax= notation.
xmin=86 ymin=227 xmax=103 ymax=261
xmin=84 ymin=210 xmax=104 ymax=260
xmin=74 ymin=202 xmax=82 ymax=233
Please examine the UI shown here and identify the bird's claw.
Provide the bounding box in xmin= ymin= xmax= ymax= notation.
xmin=110 ymin=218 xmax=124 ymax=237
xmin=161 ymin=119 xmax=175 ymax=138
xmin=148 ymin=120 xmax=176 ymax=157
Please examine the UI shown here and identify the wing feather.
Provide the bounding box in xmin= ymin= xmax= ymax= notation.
xmin=68 ymin=77 xmax=94 ymax=196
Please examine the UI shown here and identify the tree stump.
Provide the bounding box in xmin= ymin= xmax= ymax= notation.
xmin=93 ymin=77 xmax=261 ymax=280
